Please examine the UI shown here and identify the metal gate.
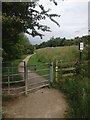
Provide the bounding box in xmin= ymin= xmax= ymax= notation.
xmin=2 ymin=61 xmax=53 ymax=95
xmin=26 ymin=62 xmax=53 ymax=93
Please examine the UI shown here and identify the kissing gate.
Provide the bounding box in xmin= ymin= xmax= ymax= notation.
xmin=2 ymin=61 xmax=53 ymax=95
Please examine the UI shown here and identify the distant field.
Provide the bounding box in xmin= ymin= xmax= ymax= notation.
xmin=29 ymin=46 xmax=79 ymax=64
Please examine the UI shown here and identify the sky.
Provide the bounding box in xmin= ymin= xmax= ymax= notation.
xmin=25 ymin=0 xmax=89 ymax=45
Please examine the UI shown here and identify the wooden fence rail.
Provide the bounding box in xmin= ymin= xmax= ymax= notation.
xmin=55 ymin=60 xmax=77 ymax=81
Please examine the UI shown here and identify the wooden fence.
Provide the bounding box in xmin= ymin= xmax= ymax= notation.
xmin=55 ymin=60 xmax=77 ymax=81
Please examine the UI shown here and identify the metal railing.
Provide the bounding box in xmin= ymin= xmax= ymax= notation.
xmin=2 ymin=61 xmax=53 ymax=95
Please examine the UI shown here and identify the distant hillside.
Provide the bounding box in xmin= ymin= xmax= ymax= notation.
xmin=35 ymin=35 xmax=88 ymax=49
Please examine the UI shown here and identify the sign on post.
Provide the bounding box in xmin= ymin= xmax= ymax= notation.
xmin=79 ymin=42 xmax=84 ymax=51
xmin=79 ymin=42 xmax=84 ymax=63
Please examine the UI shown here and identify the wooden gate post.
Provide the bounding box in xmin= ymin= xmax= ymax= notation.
xmin=55 ymin=60 xmax=58 ymax=82
xmin=24 ymin=61 xmax=28 ymax=95
xmin=50 ymin=62 xmax=53 ymax=83
xmin=60 ymin=60 xmax=62 ymax=78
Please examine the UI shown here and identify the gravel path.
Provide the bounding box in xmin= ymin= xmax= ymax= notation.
xmin=3 ymin=55 xmax=69 ymax=118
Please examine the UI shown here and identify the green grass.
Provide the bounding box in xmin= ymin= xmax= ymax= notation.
xmin=56 ymin=76 xmax=89 ymax=118
xmin=35 ymin=46 xmax=79 ymax=63
xmin=28 ymin=54 xmax=38 ymax=64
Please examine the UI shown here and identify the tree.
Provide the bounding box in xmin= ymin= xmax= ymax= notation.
xmin=36 ymin=35 xmax=88 ymax=48
xmin=2 ymin=33 xmax=34 ymax=61
xmin=2 ymin=2 xmax=60 ymax=38
xmin=2 ymin=2 xmax=60 ymax=60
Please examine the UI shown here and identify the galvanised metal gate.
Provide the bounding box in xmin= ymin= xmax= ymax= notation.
xmin=26 ymin=62 xmax=53 ymax=93
xmin=2 ymin=61 xmax=53 ymax=95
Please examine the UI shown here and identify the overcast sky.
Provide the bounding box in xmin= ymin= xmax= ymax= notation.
xmin=25 ymin=0 xmax=89 ymax=45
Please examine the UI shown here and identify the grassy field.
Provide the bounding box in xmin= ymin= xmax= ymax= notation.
xmin=28 ymin=46 xmax=89 ymax=118
xmin=35 ymin=46 xmax=79 ymax=63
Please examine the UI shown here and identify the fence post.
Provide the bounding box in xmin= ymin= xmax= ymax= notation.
xmin=7 ymin=67 xmax=10 ymax=94
xmin=60 ymin=60 xmax=62 ymax=78
xmin=55 ymin=60 xmax=58 ymax=82
xmin=50 ymin=62 xmax=53 ymax=83
xmin=11 ymin=63 xmax=13 ymax=81
xmin=24 ymin=61 xmax=28 ymax=95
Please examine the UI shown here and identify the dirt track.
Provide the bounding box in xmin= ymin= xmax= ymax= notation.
xmin=3 ymin=55 xmax=69 ymax=118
